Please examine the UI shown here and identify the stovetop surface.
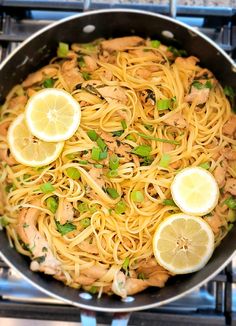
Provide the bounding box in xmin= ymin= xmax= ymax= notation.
xmin=0 ymin=2 xmax=236 ymax=325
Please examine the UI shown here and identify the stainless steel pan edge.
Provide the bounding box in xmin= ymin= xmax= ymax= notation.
xmin=0 ymin=9 xmax=236 ymax=314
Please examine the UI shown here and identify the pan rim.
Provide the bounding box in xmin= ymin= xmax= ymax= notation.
xmin=0 ymin=8 xmax=236 ymax=312
xmin=1 ymin=249 xmax=235 ymax=312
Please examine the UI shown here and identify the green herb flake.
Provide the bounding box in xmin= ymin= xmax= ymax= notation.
xmin=106 ymin=187 xmax=119 ymax=199
xmin=126 ymin=134 xmax=136 ymax=142
xmin=77 ymin=55 xmax=85 ymax=67
xmin=138 ymin=272 xmax=146 ymax=280
xmin=82 ymin=72 xmax=91 ymax=81
xmin=144 ymin=125 xmax=154 ymax=131
xmin=131 ymin=145 xmax=152 ymax=157
xmin=66 ymin=167 xmax=81 ymax=180
xmin=112 ymin=130 xmax=124 ymax=137
xmin=159 ymin=153 xmax=171 ymax=168
xmin=23 ymin=223 xmax=29 ymax=228
xmin=56 ymin=221 xmax=76 ymax=236
xmin=57 ymin=42 xmax=69 ymax=58
xmin=89 ymin=286 xmax=98 ymax=294
xmin=40 ymin=182 xmax=55 ymax=194
xmin=43 ymin=78 xmax=54 ymax=88
xmin=0 ymin=216 xmax=9 ymax=227
xmin=80 ymin=218 xmax=91 ymax=228
xmin=78 ymin=160 xmax=88 ymax=165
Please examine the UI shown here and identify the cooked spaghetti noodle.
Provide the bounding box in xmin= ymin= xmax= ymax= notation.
xmin=0 ymin=36 xmax=236 ymax=297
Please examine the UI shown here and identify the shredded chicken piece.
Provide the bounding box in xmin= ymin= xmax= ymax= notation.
xmin=101 ymin=36 xmax=145 ymax=52
xmin=89 ymin=167 xmax=105 ymax=188
xmin=78 ymin=240 xmax=99 ymax=254
xmin=221 ymin=148 xmax=236 ymax=161
xmin=213 ymin=164 xmax=227 ymax=188
xmin=146 ymin=270 xmax=170 ymax=287
xmin=81 ymin=265 xmax=107 ymax=279
xmin=162 ymin=143 xmax=175 ymax=153
xmin=175 ymin=56 xmax=199 ymax=69
xmin=185 ymin=86 xmax=210 ymax=105
xmin=9 ymin=95 xmax=27 ymax=110
xmin=163 ymin=112 xmax=187 ymax=129
xmin=17 ymin=201 xmax=61 ymax=275
xmin=204 ymin=213 xmax=225 ymax=234
xmin=83 ymin=55 xmax=98 ymax=72
xmin=26 ymin=88 xmax=37 ymax=97
xmin=225 ymin=178 xmax=236 ymax=196
xmin=111 ymin=271 xmax=127 ymax=298
xmin=136 ymin=68 xmax=152 ymax=79
xmin=0 ymin=149 xmax=17 ymax=166
xmin=125 ymin=278 xmax=148 ymax=295
xmin=76 ymin=275 xmax=95 ymax=286
xmin=61 ymin=59 xmax=83 ymax=91
xmin=222 ymin=115 xmax=236 ymax=138
xmin=22 ymin=66 xmax=58 ymax=88
xmin=0 ymin=121 xmax=10 ymax=136
xmin=97 ymin=86 xmax=127 ymax=103
xmin=55 ymin=198 xmax=74 ymax=224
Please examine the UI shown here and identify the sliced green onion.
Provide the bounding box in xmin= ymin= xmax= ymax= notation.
xmin=107 ymin=170 xmax=118 ymax=178
xmin=121 ymin=119 xmax=127 ymax=130
xmin=163 ymin=199 xmax=176 ymax=206
xmin=40 ymin=182 xmax=55 ymax=194
xmin=94 ymin=164 xmax=103 ymax=168
xmin=109 ymin=154 xmax=119 ymax=170
xmin=80 ymin=218 xmax=91 ymax=228
xmin=57 ymin=42 xmax=69 ymax=58
xmin=82 ymin=72 xmax=91 ymax=80
xmin=77 ymin=202 xmax=88 ymax=213
xmin=159 ymin=153 xmax=171 ymax=168
xmin=56 ymin=221 xmax=76 ymax=235
xmin=23 ymin=174 xmax=31 ymax=181
xmin=66 ymin=167 xmax=81 ymax=180
xmin=0 ymin=216 xmax=9 ymax=227
xmin=87 ymin=130 xmax=98 ymax=141
xmin=91 ymin=147 xmax=101 ymax=161
xmin=138 ymin=133 xmax=180 ymax=145
xmin=192 ymin=80 xmax=212 ymax=90
xmin=78 ymin=160 xmax=88 ymax=165
xmin=157 ymin=99 xmax=171 ymax=110
xmin=89 ymin=286 xmax=98 ymax=294
xmin=224 ymin=196 xmax=236 ymax=210
xmin=131 ymin=145 xmax=152 ymax=157
xmin=112 ymin=130 xmax=124 ymax=137
xmin=99 ymin=151 xmax=107 ymax=160
xmin=96 ymin=137 xmax=107 ymax=151
xmin=115 ymin=200 xmax=126 ymax=214
xmin=205 ymin=80 xmax=213 ymax=89
xmin=131 ymin=190 xmax=144 ymax=202
xmin=43 ymin=78 xmax=54 ymax=88
xmin=90 ymin=204 xmax=99 ymax=213
xmin=5 ymin=183 xmax=16 ymax=193
xmin=122 ymin=257 xmax=130 ymax=271
xmin=126 ymin=134 xmax=136 ymax=141
xmin=168 ymin=46 xmax=187 ymax=57
xmin=151 ymin=40 xmax=161 ymax=48
xmin=198 ymin=162 xmax=210 ymax=170
xmin=46 ymin=196 xmax=58 ymax=213
xmin=77 ymin=55 xmax=85 ymax=67
xmin=228 ymin=209 xmax=236 ymax=222
xmin=66 ymin=153 xmax=76 ymax=160
xmin=141 ymin=156 xmax=154 ymax=166
xmin=106 ymin=187 xmax=119 ymax=199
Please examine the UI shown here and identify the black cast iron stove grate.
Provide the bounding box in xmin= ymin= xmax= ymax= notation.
xmin=0 ymin=1 xmax=236 ymax=325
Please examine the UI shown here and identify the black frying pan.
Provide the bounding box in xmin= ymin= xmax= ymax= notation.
xmin=0 ymin=9 xmax=236 ymax=325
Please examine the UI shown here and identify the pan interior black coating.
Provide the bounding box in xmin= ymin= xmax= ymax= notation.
xmin=0 ymin=10 xmax=235 ymax=311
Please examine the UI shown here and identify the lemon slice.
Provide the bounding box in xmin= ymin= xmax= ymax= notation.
xmin=7 ymin=114 xmax=64 ymax=167
xmin=171 ymin=167 xmax=219 ymax=216
xmin=153 ymin=213 xmax=215 ymax=274
xmin=25 ymin=89 xmax=81 ymax=142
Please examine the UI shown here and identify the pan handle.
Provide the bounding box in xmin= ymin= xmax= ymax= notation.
xmin=80 ymin=309 xmax=131 ymax=326
xmin=169 ymin=0 xmax=177 ymax=18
